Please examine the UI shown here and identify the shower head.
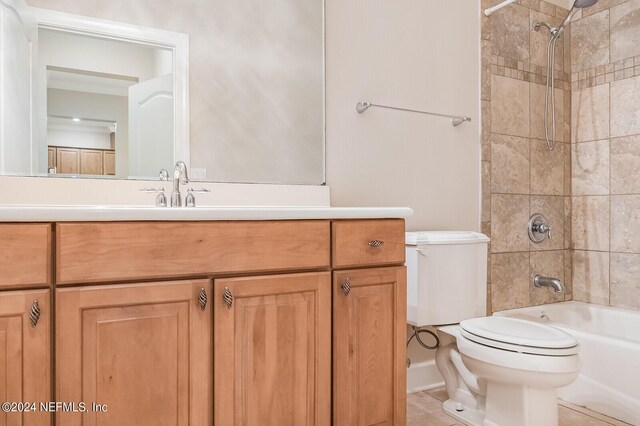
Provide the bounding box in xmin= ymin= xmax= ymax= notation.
xmin=556 ymin=0 xmax=599 ymax=35
xmin=573 ymin=0 xmax=598 ymax=8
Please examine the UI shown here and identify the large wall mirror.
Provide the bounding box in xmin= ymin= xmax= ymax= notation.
xmin=0 ymin=0 xmax=325 ymax=184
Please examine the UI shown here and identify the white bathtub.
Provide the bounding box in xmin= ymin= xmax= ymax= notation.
xmin=495 ymin=301 xmax=640 ymax=425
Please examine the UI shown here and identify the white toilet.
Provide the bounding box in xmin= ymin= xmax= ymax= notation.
xmin=406 ymin=231 xmax=581 ymax=426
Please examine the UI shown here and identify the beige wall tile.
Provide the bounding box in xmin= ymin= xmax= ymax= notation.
xmin=490 ymin=3 xmax=531 ymax=61
xmin=530 ymin=250 xmax=566 ymax=305
xmin=610 ymin=253 xmax=640 ymax=309
xmin=491 ymin=75 xmax=530 ymax=137
xmin=564 ymin=197 xmax=572 ymax=249
xmin=491 ymin=134 xmax=530 ymax=193
xmin=531 ymin=140 xmax=565 ymax=195
xmin=530 ymin=10 xmax=564 ymax=71
xmin=610 ymin=0 xmax=640 ymax=63
xmin=611 ymin=195 xmax=640 ymax=252
xmin=482 ymin=39 xmax=491 ymax=101
xmin=564 ymin=140 xmax=572 ymax=194
xmin=491 ymin=194 xmax=530 ymax=252
xmin=530 ymin=83 xmax=565 ymax=142
xmin=571 ymin=10 xmax=610 ymax=72
xmin=563 ymin=87 xmax=571 ymax=144
xmin=491 ymin=252 xmax=531 ymax=311
xmin=572 ymin=84 xmax=610 ymax=143
xmin=580 ymin=0 xmax=628 ymax=19
xmin=530 ymin=195 xmax=566 ymax=251
xmin=572 ymin=250 xmax=610 ymax=305
xmin=564 ymin=248 xmax=573 ymax=299
xmin=482 ymin=100 xmax=491 ymax=161
xmin=482 ymin=161 xmax=491 ymax=223
xmin=611 ymin=135 xmax=640 ymax=194
xmin=540 ymin=1 xmax=556 ymax=16
xmin=571 ymin=139 xmax=610 ymax=195
xmin=611 ymin=76 xmax=640 ymax=137
xmin=572 ymin=196 xmax=610 ymax=251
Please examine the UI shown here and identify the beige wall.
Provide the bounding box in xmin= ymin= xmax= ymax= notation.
xmin=481 ymin=0 xmax=573 ymax=313
xmin=326 ymin=0 xmax=481 ymax=232
xmin=569 ymin=0 xmax=640 ymax=310
xmin=27 ymin=0 xmax=324 ymax=185
xmin=324 ymin=0 xmax=481 ymax=386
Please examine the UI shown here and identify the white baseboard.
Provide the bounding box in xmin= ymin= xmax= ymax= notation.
xmin=406 ymin=359 xmax=444 ymax=394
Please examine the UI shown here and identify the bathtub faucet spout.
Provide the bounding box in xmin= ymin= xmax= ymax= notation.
xmin=533 ymin=275 xmax=565 ymax=293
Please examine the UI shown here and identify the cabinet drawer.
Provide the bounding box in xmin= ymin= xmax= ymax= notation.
xmin=56 ymin=221 xmax=330 ymax=284
xmin=332 ymin=219 xmax=405 ymax=268
xmin=0 ymin=224 xmax=51 ymax=289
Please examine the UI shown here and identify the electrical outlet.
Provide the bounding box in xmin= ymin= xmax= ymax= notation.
xmin=190 ymin=168 xmax=207 ymax=180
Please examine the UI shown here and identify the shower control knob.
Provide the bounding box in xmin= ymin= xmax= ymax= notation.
xmin=528 ymin=214 xmax=552 ymax=243
xmin=536 ymin=223 xmax=552 ymax=240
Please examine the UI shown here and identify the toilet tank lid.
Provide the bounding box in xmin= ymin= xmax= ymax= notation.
xmin=405 ymin=231 xmax=490 ymax=246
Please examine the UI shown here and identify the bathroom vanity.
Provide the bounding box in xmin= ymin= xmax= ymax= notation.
xmin=0 ymin=210 xmax=408 ymax=425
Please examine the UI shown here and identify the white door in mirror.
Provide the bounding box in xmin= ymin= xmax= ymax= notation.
xmin=128 ymin=73 xmax=174 ymax=178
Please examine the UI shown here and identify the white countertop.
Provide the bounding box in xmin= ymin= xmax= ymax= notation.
xmin=0 ymin=205 xmax=413 ymax=222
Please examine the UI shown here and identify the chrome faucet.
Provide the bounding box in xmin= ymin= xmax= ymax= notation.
xmin=532 ymin=275 xmax=565 ymax=293
xmin=171 ymin=161 xmax=189 ymax=207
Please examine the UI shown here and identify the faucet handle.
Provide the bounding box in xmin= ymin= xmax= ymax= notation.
xmin=528 ymin=214 xmax=552 ymax=243
xmin=159 ymin=169 xmax=169 ymax=181
xmin=140 ymin=187 xmax=167 ymax=207
xmin=538 ymin=223 xmax=552 ymax=240
xmin=185 ymin=188 xmax=210 ymax=208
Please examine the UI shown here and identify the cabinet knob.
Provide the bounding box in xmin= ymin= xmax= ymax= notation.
xmin=198 ymin=288 xmax=208 ymax=311
xmin=341 ymin=278 xmax=351 ymax=296
xmin=368 ymin=240 xmax=384 ymax=247
xmin=223 ymin=287 xmax=234 ymax=309
xmin=29 ymin=300 xmax=41 ymax=328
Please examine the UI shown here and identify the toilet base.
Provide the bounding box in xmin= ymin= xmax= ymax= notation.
xmin=443 ymin=384 xmax=559 ymax=426
xmin=442 ymin=399 xmax=484 ymax=426
xmin=483 ymin=382 xmax=558 ymax=426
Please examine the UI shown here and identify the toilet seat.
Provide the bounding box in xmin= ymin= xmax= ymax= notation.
xmin=460 ymin=317 xmax=579 ymax=356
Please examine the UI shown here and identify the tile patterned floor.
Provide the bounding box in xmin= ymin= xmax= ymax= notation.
xmin=407 ymin=388 xmax=631 ymax=426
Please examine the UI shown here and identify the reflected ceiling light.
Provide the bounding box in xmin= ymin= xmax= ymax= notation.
xmin=72 ymin=118 xmax=81 ymax=122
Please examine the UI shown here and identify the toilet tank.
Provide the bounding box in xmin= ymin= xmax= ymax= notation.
xmin=406 ymin=231 xmax=489 ymax=327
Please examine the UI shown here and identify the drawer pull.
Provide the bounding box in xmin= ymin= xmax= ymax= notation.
xmin=29 ymin=300 xmax=41 ymax=328
xmin=341 ymin=278 xmax=351 ymax=296
xmin=223 ymin=287 xmax=234 ymax=309
xmin=368 ymin=240 xmax=385 ymax=247
xmin=198 ymin=288 xmax=208 ymax=311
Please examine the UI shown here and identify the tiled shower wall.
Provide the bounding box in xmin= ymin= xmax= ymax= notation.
xmin=481 ymin=0 xmax=573 ymax=313
xmin=570 ymin=0 xmax=640 ymax=310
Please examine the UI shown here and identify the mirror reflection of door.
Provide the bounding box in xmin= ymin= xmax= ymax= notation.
xmin=128 ymin=73 xmax=174 ymax=178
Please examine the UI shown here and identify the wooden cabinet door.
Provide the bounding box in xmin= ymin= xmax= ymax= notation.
xmin=214 ymin=272 xmax=331 ymax=426
xmin=47 ymin=147 xmax=56 ymax=169
xmin=56 ymin=280 xmax=212 ymax=426
xmin=0 ymin=289 xmax=51 ymax=426
xmin=80 ymin=149 xmax=103 ymax=175
xmin=103 ymin=150 xmax=115 ymax=175
xmin=56 ymin=148 xmax=80 ymax=174
xmin=333 ymin=267 xmax=406 ymax=426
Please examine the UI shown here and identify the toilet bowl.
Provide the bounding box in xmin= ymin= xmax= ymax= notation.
xmin=405 ymin=231 xmax=580 ymax=426
xmin=436 ymin=316 xmax=580 ymax=426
